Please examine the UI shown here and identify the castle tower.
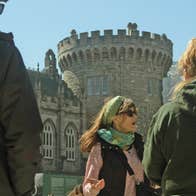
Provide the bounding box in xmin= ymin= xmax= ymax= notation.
xmin=57 ymin=23 xmax=173 ymax=134
xmin=44 ymin=49 xmax=59 ymax=79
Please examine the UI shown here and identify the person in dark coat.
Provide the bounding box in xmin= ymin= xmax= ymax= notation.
xmin=143 ymin=38 xmax=196 ymax=196
xmin=0 ymin=1 xmax=43 ymax=195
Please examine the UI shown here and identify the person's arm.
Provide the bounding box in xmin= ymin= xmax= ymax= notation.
xmin=142 ymin=110 xmax=167 ymax=185
xmin=0 ymin=45 xmax=43 ymax=195
xmin=83 ymin=143 xmax=104 ymax=196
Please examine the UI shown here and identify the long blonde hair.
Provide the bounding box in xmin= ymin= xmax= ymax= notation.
xmin=80 ymin=97 xmax=137 ymax=152
xmin=172 ymin=38 xmax=196 ymax=98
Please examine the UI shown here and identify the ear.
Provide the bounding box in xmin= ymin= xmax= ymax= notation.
xmin=112 ymin=115 xmax=123 ymax=124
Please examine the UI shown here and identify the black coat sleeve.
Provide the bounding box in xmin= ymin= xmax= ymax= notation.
xmin=0 ymin=40 xmax=43 ymax=195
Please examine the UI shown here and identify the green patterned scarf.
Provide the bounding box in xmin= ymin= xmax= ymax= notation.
xmin=97 ymin=127 xmax=135 ymax=149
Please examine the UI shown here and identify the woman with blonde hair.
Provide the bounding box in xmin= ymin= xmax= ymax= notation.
xmin=143 ymin=38 xmax=196 ymax=196
xmin=80 ymin=96 xmax=156 ymax=196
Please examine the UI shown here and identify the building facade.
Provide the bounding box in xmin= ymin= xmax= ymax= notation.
xmin=28 ymin=49 xmax=86 ymax=175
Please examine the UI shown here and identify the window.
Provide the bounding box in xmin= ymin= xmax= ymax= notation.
xmin=119 ymin=47 xmax=125 ymax=60
xmin=49 ymin=54 xmax=53 ymax=61
xmin=102 ymin=47 xmax=109 ymax=60
xmin=42 ymin=121 xmax=54 ymax=159
xmin=95 ymin=77 xmax=100 ymax=95
xmin=136 ymin=48 xmax=142 ymax=60
xmin=86 ymin=49 xmax=92 ymax=63
xmin=145 ymin=49 xmax=150 ymax=62
xmin=147 ymin=79 xmax=153 ymax=95
xmin=111 ymin=47 xmax=117 ymax=60
xmin=102 ymin=76 xmax=109 ymax=95
xmin=87 ymin=76 xmax=109 ymax=96
xmin=147 ymin=79 xmax=162 ymax=96
xmin=128 ymin=48 xmax=134 ymax=59
xmin=94 ymin=48 xmax=100 ymax=62
xmin=87 ymin=78 xmax=93 ymax=95
xmin=79 ymin=50 xmax=84 ymax=63
xmin=65 ymin=125 xmax=76 ymax=161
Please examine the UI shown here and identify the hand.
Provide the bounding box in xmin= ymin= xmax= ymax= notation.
xmin=86 ymin=178 xmax=105 ymax=192
xmin=150 ymin=183 xmax=161 ymax=189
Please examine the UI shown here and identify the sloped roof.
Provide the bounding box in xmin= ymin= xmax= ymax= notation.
xmin=28 ymin=70 xmax=80 ymax=103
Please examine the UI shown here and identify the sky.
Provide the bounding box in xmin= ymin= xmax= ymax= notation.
xmin=0 ymin=0 xmax=195 ymax=71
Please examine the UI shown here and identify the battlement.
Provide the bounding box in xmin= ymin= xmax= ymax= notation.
xmin=57 ymin=23 xmax=173 ymax=75
xmin=58 ymin=25 xmax=172 ymax=52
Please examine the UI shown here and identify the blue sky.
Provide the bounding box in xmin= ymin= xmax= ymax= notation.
xmin=0 ymin=0 xmax=195 ymax=71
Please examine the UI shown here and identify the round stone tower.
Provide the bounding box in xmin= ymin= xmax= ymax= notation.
xmin=57 ymin=23 xmax=173 ymax=134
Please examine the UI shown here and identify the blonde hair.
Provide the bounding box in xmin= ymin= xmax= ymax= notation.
xmin=172 ymin=38 xmax=196 ymax=98
xmin=79 ymin=97 xmax=137 ymax=152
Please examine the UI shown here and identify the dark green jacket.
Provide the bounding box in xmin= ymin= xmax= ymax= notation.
xmin=0 ymin=32 xmax=43 ymax=196
xmin=143 ymin=79 xmax=196 ymax=196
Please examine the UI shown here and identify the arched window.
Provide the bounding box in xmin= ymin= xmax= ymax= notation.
xmin=144 ymin=49 xmax=150 ymax=62
xmin=157 ymin=52 xmax=162 ymax=66
xmin=63 ymin=56 xmax=68 ymax=67
xmin=128 ymin=48 xmax=134 ymax=59
xmin=78 ymin=50 xmax=84 ymax=64
xmin=72 ymin=52 xmax=78 ymax=64
xmin=65 ymin=124 xmax=77 ymax=161
xmin=110 ymin=47 xmax=117 ymax=60
xmin=42 ymin=121 xmax=55 ymax=159
xmin=102 ymin=47 xmax=109 ymax=60
xmin=67 ymin=54 xmax=72 ymax=66
xmin=136 ymin=48 xmax=142 ymax=60
xmin=59 ymin=58 xmax=65 ymax=72
xmin=86 ymin=49 xmax=92 ymax=63
xmin=161 ymin=54 xmax=167 ymax=66
xmin=152 ymin=50 xmax=157 ymax=64
xmin=93 ymin=48 xmax=100 ymax=62
xmin=119 ymin=47 xmax=126 ymax=60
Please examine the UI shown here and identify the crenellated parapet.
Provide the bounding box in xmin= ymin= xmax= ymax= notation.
xmin=58 ymin=29 xmax=172 ymax=52
xmin=57 ymin=23 xmax=172 ymax=76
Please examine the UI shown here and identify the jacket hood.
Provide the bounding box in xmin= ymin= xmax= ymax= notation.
xmin=175 ymin=79 xmax=196 ymax=116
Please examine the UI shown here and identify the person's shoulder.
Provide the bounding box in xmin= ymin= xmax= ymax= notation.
xmin=0 ymin=32 xmax=20 ymax=60
xmin=158 ymin=101 xmax=181 ymax=116
xmin=153 ymin=101 xmax=181 ymax=125
xmin=0 ymin=32 xmax=14 ymax=44
xmin=0 ymin=32 xmax=15 ymax=56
